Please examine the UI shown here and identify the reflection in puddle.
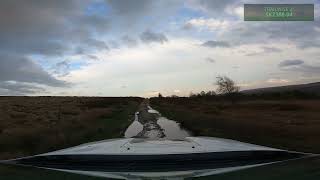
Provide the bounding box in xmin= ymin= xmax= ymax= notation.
xmin=147 ymin=106 xmax=160 ymax=114
xmin=124 ymin=120 xmax=143 ymax=138
xmin=157 ymin=117 xmax=190 ymax=140
xmin=124 ymin=112 xmax=143 ymax=138
xmin=137 ymin=122 xmax=165 ymax=139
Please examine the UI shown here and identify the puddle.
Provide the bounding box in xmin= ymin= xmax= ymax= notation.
xmin=157 ymin=117 xmax=191 ymax=140
xmin=124 ymin=120 xmax=143 ymax=138
xmin=124 ymin=106 xmax=191 ymax=139
xmin=147 ymin=105 xmax=160 ymax=114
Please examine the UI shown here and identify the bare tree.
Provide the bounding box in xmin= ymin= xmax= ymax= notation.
xmin=206 ymin=90 xmax=216 ymax=96
xmin=200 ymin=91 xmax=206 ymax=96
xmin=216 ymin=76 xmax=240 ymax=95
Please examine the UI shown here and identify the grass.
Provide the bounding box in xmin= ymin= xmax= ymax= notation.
xmin=150 ymin=97 xmax=320 ymax=153
xmin=0 ymin=96 xmax=143 ymax=160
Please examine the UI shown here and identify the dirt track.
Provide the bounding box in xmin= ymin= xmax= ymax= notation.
xmin=136 ymin=99 xmax=165 ymax=139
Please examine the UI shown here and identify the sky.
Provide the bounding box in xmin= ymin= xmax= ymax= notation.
xmin=0 ymin=0 xmax=319 ymax=97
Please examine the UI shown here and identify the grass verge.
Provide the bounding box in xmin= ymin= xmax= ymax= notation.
xmin=150 ymin=97 xmax=320 ymax=153
xmin=0 ymin=97 xmax=143 ymax=159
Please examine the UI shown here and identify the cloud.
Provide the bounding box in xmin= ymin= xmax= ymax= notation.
xmin=105 ymin=0 xmax=182 ymax=31
xmin=53 ymin=60 xmax=71 ymax=77
xmin=145 ymin=91 xmax=160 ymax=97
xmin=0 ymin=54 xmax=67 ymax=87
xmin=0 ymin=1 xmax=111 ymax=58
xmin=187 ymin=0 xmax=238 ymax=14
xmin=0 ymin=0 xmax=318 ymax=96
xmin=205 ymin=57 xmax=215 ymax=63
xmin=278 ymin=59 xmax=304 ymax=67
xmin=282 ymin=64 xmax=320 ymax=76
xmin=0 ymin=1 xmax=114 ymax=96
xmin=107 ymin=0 xmax=152 ymax=16
xmin=262 ymin=47 xmax=282 ymax=53
xmin=187 ymin=1 xmax=317 ymax=50
xmin=266 ymin=78 xmax=290 ymax=84
xmin=86 ymin=54 xmax=100 ymax=61
xmin=217 ymin=19 xmax=320 ymax=49
xmin=184 ymin=18 xmax=231 ymax=31
xmin=226 ymin=5 xmax=243 ymax=18
xmin=140 ymin=30 xmax=168 ymax=44
xmin=122 ymin=35 xmax=138 ymax=47
xmin=74 ymin=15 xmax=110 ymax=34
xmin=232 ymin=65 xmax=239 ymax=69
xmin=246 ymin=46 xmax=282 ymax=56
xmin=202 ymin=40 xmax=231 ymax=48
xmin=298 ymin=65 xmax=320 ymax=74
xmin=63 ymin=38 xmax=253 ymax=96
xmin=84 ymin=38 xmax=109 ymax=50
xmin=0 ymin=81 xmax=46 ymax=95
xmin=278 ymin=59 xmax=320 ymax=77
xmin=0 ymin=1 xmax=83 ymax=56
xmin=106 ymin=0 xmax=183 ymax=19
xmin=296 ymin=40 xmax=320 ymax=49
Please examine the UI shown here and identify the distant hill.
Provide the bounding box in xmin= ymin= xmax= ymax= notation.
xmin=242 ymin=82 xmax=320 ymax=95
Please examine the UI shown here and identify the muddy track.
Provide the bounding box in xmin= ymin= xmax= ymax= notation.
xmin=136 ymin=99 xmax=165 ymax=139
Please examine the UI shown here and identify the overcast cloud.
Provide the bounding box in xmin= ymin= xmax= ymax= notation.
xmin=0 ymin=0 xmax=319 ymax=96
xmin=140 ymin=30 xmax=168 ymax=44
xmin=279 ymin=59 xmax=305 ymax=67
xmin=202 ymin=41 xmax=231 ymax=48
xmin=0 ymin=54 xmax=67 ymax=87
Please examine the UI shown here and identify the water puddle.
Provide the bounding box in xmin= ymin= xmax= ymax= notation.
xmin=124 ymin=106 xmax=191 ymax=139
xmin=157 ymin=117 xmax=190 ymax=140
xmin=124 ymin=112 xmax=143 ymax=138
xmin=147 ymin=105 xmax=160 ymax=114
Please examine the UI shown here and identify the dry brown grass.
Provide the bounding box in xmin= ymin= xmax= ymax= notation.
xmin=0 ymin=96 xmax=142 ymax=159
xmin=151 ymin=98 xmax=320 ymax=153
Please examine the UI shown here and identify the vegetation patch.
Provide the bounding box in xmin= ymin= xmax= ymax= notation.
xmin=0 ymin=97 xmax=142 ymax=159
xmin=151 ymin=97 xmax=320 ymax=153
